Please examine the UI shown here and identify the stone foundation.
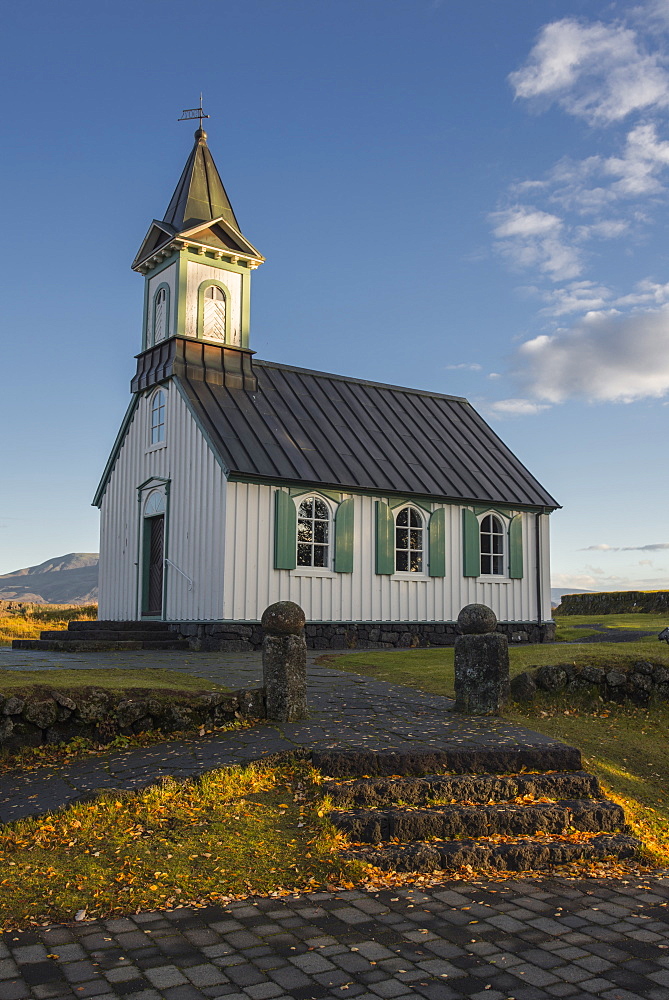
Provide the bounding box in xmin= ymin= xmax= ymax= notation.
xmin=171 ymin=619 xmax=556 ymax=652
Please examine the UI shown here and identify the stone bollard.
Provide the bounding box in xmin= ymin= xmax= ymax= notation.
xmin=261 ymin=601 xmax=308 ymax=722
xmin=454 ymin=603 xmax=510 ymax=715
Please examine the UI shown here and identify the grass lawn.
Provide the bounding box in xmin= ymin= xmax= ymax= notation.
xmin=0 ymin=605 xmax=97 ymax=646
xmin=320 ymin=640 xmax=669 ymax=697
xmin=321 ymin=644 xmax=669 ymax=868
xmin=0 ymin=762 xmax=361 ymax=928
xmin=0 ymin=668 xmax=229 ymax=697
xmin=553 ymin=611 xmax=669 ymax=643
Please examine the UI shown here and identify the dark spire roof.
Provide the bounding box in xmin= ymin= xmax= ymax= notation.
xmin=163 ymin=128 xmax=241 ymax=233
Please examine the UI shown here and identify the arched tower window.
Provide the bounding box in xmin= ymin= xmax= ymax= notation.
xmin=395 ymin=506 xmax=424 ymax=573
xmin=150 ymin=389 xmax=166 ymax=445
xmin=153 ymin=286 xmax=168 ymax=344
xmin=480 ymin=513 xmax=504 ymax=575
xmin=297 ymin=496 xmax=331 ymax=568
xmin=203 ymin=284 xmax=226 ymax=341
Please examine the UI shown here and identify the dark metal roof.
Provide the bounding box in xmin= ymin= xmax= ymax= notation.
xmin=163 ymin=128 xmax=240 ymax=233
xmin=177 ymin=359 xmax=559 ymax=509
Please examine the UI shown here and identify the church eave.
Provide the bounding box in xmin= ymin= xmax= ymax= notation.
xmin=134 ymin=239 xmax=264 ymax=274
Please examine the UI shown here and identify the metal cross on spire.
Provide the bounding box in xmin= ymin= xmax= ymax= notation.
xmin=178 ymin=94 xmax=210 ymax=127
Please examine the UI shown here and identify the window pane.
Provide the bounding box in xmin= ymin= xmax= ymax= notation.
xmin=493 ymin=555 xmax=503 ymax=574
xmin=297 ymin=544 xmax=312 ymax=566
xmin=492 ymin=534 xmax=503 ymax=553
xmin=314 ymin=520 xmax=328 ymax=543
xmin=410 ymin=553 xmax=423 ymax=572
xmin=410 ymin=530 xmax=422 ymax=550
xmin=409 ymin=509 xmax=421 ymax=527
xmin=396 ymin=551 xmax=408 ymax=572
xmin=314 ymin=499 xmax=328 ymax=520
xmin=313 ymin=545 xmax=327 ymax=567
xmin=481 ymin=515 xmax=491 ymax=532
xmin=298 ymin=498 xmax=313 ymax=518
xmin=396 ymin=528 xmax=408 ymax=548
xmin=480 ymin=534 xmax=491 ymax=553
xmin=481 ymin=554 xmax=491 ymax=574
xmin=397 ymin=509 xmax=409 ymax=526
xmin=297 ymin=520 xmax=313 ymax=542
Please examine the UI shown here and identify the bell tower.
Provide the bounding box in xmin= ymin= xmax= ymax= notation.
xmin=130 ymin=121 xmax=264 ymax=394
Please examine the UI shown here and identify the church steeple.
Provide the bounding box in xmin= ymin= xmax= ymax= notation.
xmin=130 ymin=122 xmax=263 ymax=394
xmin=132 ymin=128 xmax=263 ymax=273
xmin=162 ymin=128 xmax=240 ymax=233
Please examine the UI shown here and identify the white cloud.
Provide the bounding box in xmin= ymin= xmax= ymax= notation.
xmin=444 ymin=362 xmax=482 ymax=371
xmin=541 ymin=280 xmax=612 ymax=316
xmin=492 ymin=207 xmax=562 ymax=238
xmin=510 ymin=18 xmax=669 ymax=124
xmin=615 ymin=278 xmax=669 ymax=306
xmin=551 ymin=570 xmax=669 ymax=589
xmin=487 ymin=398 xmax=550 ymax=417
xmin=580 ymin=542 xmax=669 ymax=551
xmin=491 ymin=206 xmax=583 ymax=281
xmin=514 ymin=304 xmax=669 ymax=403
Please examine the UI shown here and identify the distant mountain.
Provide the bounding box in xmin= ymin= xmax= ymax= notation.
xmin=0 ymin=553 xmax=98 ymax=604
xmin=551 ymin=587 xmax=593 ymax=608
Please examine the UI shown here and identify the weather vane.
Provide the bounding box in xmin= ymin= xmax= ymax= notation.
xmin=178 ymin=94 xmax=210 ymax=127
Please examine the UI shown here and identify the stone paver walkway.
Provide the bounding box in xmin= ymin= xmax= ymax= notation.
xmin=1 ymin=876 xmax=668 ymax=1000
xmin=0 ymin=650 xmax=562 ymax=825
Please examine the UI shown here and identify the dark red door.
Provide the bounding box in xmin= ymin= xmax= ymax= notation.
xmin=144 ymin=515 xmax=164 ymax=616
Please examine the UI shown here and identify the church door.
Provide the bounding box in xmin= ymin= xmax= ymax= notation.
xmin=144 ymin=515 xmax=164 ymax=617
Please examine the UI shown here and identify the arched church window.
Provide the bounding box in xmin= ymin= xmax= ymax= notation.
xmin=150 ymin=389 xmax=166 ymax=445
xmin=153 ymin=287 xmax=168 ymax=344
xmin=480 ymin=513 xmax=504 ymax=575
xmin=297 ymin=496 xmax=330 ymax=568
xmin=395 ymin=506 xmax=424 ymax=573
xmin=203 ymin=284 xmax=226 ymax=341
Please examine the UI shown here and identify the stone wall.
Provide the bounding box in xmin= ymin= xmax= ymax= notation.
xmin=0 ymin=687 xmax=265 ymax=751
xmin=557 ymin=591 xmax=669 ymax=615
xmin=511 ymin=659 xmax=669 ymax=706
xmin=172 ymin=620 xmax=555 ymax=652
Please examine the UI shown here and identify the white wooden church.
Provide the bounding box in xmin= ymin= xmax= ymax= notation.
xmin=94 ymin=125 xmax=559 ymax=640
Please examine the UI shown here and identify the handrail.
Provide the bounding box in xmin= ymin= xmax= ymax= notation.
xmin=164 ymin=558 xmax=194 ymax=591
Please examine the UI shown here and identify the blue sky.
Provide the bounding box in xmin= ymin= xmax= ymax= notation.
xmin=0 ymin=0 xmax=667 ymax=592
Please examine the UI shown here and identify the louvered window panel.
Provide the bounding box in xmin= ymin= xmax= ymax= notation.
xmin=203 ymin=286 xmax=226 ymax=341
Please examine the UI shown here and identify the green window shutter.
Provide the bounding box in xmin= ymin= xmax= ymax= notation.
xmin=375 ymin=500 xmax=394 ymax=575
xmin=334 ymin=498 xmax=354 ymax=573
xmin=428 ymin=508 xmax=446 ymax=577
xmin=462 ymin=508 xmax=480 ymax=577
xmin=274 ymin=491 xmax=296 ymax=570
xmin=509 ymin=513 xmax=524 ymax=579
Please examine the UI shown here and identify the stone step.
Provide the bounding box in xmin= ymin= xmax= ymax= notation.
xmin=323 ymin=770 xmax=601 ymax=808
xmin=345 ymin=832 xmax=641 ymax=872
xmin=67 ymin=620 xmax=175 ymax=632
xmin=11 ymin=639 xmax=190 ymax=652
xmin=330 ymin=799 xmax=626 ymax=843
xmin=313 ymin=745 xmax=582 ymax=777
xmin=40 ymin=630 xmax=178 ymax=642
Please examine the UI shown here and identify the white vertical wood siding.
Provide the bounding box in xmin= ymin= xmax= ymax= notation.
xmin=98 ymin=382 xmax=227 ymax=620
xmin=185 ymin=261 xmax=242 ymax=344
xmin=223 ymin=484 xmax=550 ymax=623
xmin=146 ymin=263 xmax=176 ymax=346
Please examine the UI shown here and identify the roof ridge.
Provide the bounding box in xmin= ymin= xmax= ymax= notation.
xmin=253 ymin=359 xmax=469 ymax=403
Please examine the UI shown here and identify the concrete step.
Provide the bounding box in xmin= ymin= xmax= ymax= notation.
xmin=330 ymin=799 xmax=626 ymax=843
xmin=323 ymin=771 xmax=601 ymax=808
xmin=11 ymin=638 xmax=191 ymax=652
xmin=313 ymin=745 xmax=582 ymax=777
xmin=345 ymin=832 xmax=641 ymax=872
xmin=40 ymin=630 xmax=179 ymax=642
xmin=67 ymin=620 xmax=175 ymax=632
